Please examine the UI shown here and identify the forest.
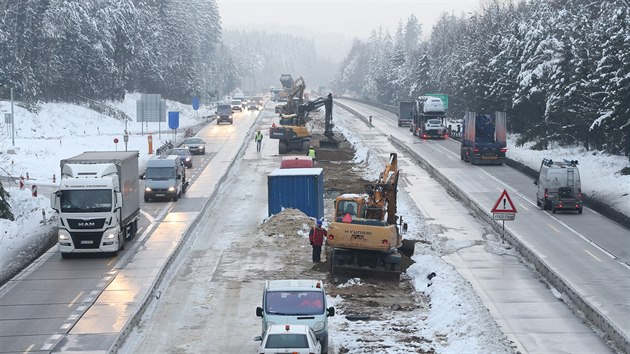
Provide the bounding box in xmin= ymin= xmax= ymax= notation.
xmin=333 ymin=0 xmax=630 ymax=155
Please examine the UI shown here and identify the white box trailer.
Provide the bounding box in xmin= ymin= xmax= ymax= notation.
xmin=51 ymin=151 xmax=140 ymax=257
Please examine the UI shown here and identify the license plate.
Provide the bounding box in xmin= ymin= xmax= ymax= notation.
xmin=80 ymin=240 xmax=94 ymax=245
xmin=155 ymin=194 xmax=165 ymax=197
xmin=482 ymin=156 xmax=497 ymax=160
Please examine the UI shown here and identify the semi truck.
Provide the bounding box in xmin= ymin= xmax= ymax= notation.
xmin=397 ymin=101 xmax=414 ymax=127
xmin=410 ymin=96 xmax=448 ymax=139
xmin=460 ymin=111 xmax=507 ymax=165
xmin=51 ymin=151 xmax=140 ymax=258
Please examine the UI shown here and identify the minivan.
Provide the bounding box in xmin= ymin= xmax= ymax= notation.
xmin=256 ymin=279 xmax=334 ymax=354
xmin=143 ymin=155 xmax=188 ymax=202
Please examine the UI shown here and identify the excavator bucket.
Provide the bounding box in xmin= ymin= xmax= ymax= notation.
xmin=319 ymin=139 xmax=339 ymax=149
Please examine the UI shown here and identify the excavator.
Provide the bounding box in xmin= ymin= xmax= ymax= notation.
xmin=326 ymin=153 xmax=403 ymax=280
xmin=270 ymin=93 xmax=338 ymax=153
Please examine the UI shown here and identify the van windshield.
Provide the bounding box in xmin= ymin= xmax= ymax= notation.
xmin=146 ymin=167 xmax=176 ymax=180
xmin=265 ymin=291 xmax=324 ymax=316
xmin=217 ymin=105 xmax=232 ymax=114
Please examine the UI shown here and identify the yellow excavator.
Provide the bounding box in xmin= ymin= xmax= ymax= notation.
xmin=326 ymin=153 xmax=403 ymax=279
xmin=270 ymin=93 xmax=338 ymax=153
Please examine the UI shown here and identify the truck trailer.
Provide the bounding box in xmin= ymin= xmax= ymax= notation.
xmin=397 ymin=101 xmax=414 ymax=127
xmin=460 ymin=111 xmax=507 ymax=165
xmin=51 ymin=151 xmax=140 ymax=257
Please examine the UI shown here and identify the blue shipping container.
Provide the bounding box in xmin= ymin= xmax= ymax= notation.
xmin=268 ymin=168 xmax=324 ymax=219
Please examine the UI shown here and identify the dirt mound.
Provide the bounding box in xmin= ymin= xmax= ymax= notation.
xmin=259 ymin=208 xmax=314 ymax=237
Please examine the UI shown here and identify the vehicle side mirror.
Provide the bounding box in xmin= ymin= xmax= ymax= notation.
xmin=253 ymin=336 xmax=262 ymax=342
xmin=115 ymin=192 xmax=123 ymax=210
xmin=140 ymin=173 xmax=145 ymax=180
xmin=327 ymin=307 xmax=335 ymax=317
xmin=50 ymin=192 xmax=59 ymax=211
xmin=256 ymin=307 xmax=263 ymax=317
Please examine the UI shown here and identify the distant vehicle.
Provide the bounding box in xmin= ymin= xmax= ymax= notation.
xmin=410 ymin=96 xmax=448 ymax=139
xmin=256 ymin=279 xmax=334 ymax=354
xmin=143 ymin=155 xmax=187 ymax=202
xmin=280 ymin=156 xmax=314 ymax=169
xmin=397 ymin=101 xmax=414 ymax=127
xmin=534 ymin=158 xmax=583 ymax=213
xmin=231 ymin=100 xmax=243 ymax=112
xmin=254 ymin=324 xmax=322 ymax=354
xmin=248 ymin=100 xmax=259 ymax=110
xmin=182 ymin=137 xmax=206 ymax=155
xmin=216 ymin=104 xmax=234 ymax=124
xmin=169 ymin=147 xmax=193 ymax=168
xmin=460 ymin=111 xmax=507 ymax=165
xmin=254 ymin=96 xmax=264 ymax=106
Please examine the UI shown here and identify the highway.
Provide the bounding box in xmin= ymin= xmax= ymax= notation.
xmin=338 ymin=99 xmax=630 ymax=353
xmin=0 ymin=106 xmax=260 ymax=353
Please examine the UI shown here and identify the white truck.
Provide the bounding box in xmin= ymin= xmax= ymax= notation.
xmin=51 ymin=151 xmax=140 ymax=258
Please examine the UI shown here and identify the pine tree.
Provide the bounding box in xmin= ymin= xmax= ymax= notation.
xmin=0 ymin=182 xmax=14 ymax=221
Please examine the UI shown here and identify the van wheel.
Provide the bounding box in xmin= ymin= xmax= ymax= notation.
xmin=552 ymin=206 xmax=556 ymax=214
xmin=173 ymin=194 xmax=178 ymax=202
xmin=536 ymin=199 xmax=541 ymax=207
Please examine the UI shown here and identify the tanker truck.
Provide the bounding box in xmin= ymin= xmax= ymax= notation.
xmin=51 ymin=151 xmax=140 ymax=258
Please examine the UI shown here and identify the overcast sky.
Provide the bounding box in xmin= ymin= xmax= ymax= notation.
xmin=216 ymin=0 xmax=482 ymax=40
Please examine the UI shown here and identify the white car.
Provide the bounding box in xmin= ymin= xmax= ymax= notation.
xmin=254 ymin=324 xmax=321 ymax=354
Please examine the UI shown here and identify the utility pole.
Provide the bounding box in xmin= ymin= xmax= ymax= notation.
xmin=11 ymin=88 xmax=15 ymax=146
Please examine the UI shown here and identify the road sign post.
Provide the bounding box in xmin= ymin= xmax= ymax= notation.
xmin=491 ymin=189 xmax=517 ymax=239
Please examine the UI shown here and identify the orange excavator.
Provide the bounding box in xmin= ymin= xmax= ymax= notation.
xmin=326 ymin=153 xmax=403 ymax=279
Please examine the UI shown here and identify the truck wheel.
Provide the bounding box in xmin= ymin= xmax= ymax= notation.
xmin=536 ymin=199 xmax=541 ymax=207
xmin=119 ymin=234 xmax=126 ymax=251
xmin=278 ymin=141 xmax=287 ymax=154
xmin=552 ymin=207 xmax=557 ymax=214
xmin=578 ymin=207 xmax=583 ymax=214
xmin=301 ymin=140 xmax=310 ymax=151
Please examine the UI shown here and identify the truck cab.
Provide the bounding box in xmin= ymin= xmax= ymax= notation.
xmin=143 ymin=155 xmax=187 ymax=202
xmin=256 ymin=279 xmax=334 ymax=354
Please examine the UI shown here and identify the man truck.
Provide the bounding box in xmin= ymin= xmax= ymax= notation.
xmin=51 ymin=151 xmax=140 ymax=258
xmin=460 ymin=111 xmax=507 ymax=165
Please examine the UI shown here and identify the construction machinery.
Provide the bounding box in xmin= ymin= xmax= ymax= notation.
xmin=326 ymin=153 xmax=403 ymax=280
xmin=270 ymin=93 xmax=338 ymax=153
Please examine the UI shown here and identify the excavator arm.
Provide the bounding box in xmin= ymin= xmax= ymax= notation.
xmin=365 ymin=153 xmax=399 ymax=224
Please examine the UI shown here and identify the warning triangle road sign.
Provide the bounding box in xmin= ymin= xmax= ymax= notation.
xmin=491 ymin=189 xmax=517 ymax=213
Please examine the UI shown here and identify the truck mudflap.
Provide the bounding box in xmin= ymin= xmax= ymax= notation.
xmin=329 ymin=248 xmax=402 ymax=281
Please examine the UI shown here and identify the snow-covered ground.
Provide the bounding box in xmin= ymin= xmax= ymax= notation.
xmin=0 ymin=94 xmax=628 ymax=352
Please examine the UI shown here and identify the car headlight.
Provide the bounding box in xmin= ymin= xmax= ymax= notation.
xmin=168 ymin=186 xmax=175 ymax=192
xmin=145 ymin=187 xmax=152 ymax=192
xmin=105 ymin=232 xmax=117 ymax=240
xmin=186 ymin=157 xmax=191 ymax=161
xmin=312 ymin=321 xmax=325 ymax=332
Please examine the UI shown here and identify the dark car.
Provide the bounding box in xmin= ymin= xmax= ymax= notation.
xmin=169 ymin=147 xmax=193 ymax=168
xmin=183 ymin=137 xmax=206 ymax=155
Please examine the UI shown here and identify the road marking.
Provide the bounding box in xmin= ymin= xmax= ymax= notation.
xmin=548 ymin=224 xmax=560 ymax=233
xmin=107 ymin=258 xmax=116 ymax=266
xmin=60 ymin=323 xmax=71 ymax=330
xmin=76 ymin=305 xmax=87 ymax=312
xmin=584 ymin=250 xmax=602 ymax=262
xmin=518 ymin=203 xmax=529 ymax=211
xmin=25 ymin=344 xmax=34 ymax=352
xmin=140 ymin=209 xmax=154 ymax=223
xmin=68 ymin=291 xmax=84 ymax=307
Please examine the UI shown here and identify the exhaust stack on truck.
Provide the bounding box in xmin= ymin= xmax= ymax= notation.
xmin=51 ymin=151 xmax=140 ymax=258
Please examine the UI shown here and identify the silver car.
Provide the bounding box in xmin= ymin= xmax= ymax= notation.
xmin=183 ymin=138 xmax=206 ymax=155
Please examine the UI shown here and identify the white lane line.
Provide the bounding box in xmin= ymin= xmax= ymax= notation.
xmin=140 ymin=209 xmax=155 ymax=223
xmin=584 ymin=249 xmax=602 ymax=262
xmin=76 ymin=305 xmax=87 ymax=312
xmin=518 ymin=203 xmax=529 ymax=211
xmin=68 ymin=291 xmax=84 ymax=307
xmin=60 ymin=323 xmax=71 ymax=330
xmin=548 ymin=224 xmax=560 ymax=233
xmin=25 ymin=344 xmax=34 ymax=352
xmin=68 ymin=314 xmax=79 ymax=321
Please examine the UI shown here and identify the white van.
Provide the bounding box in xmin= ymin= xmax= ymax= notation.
xmin=534 ymin=158 xmax=582 ymax=213
xmin=256 ymin=279 xmax=335 ymax=354
xmin=143 ymin=155 xmax=188 ymax=202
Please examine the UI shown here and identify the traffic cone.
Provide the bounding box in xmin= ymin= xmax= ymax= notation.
xmin=19 ymin=175 xmax=24 ymax=190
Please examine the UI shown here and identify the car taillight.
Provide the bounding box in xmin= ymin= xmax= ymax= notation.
xmin=327 ymin=235 xmax=334 ymax=240
xmin=473 ymin=149 xmax=480 ymax=153
xmin=500 ymin=148 xmax=508 ymax=153
xmin=544 ymin=188 xmax=548 ymax=198
xmin=382 ymin=239 xmax=389 ymax=245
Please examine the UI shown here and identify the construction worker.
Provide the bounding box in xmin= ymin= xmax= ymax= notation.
xmin=307 ymin=145 xmax=316 ymax=160
xmin=309 ymin=219 xmax=327 ymax=263
xmin=255 ymin=130 xmax=263 ymax=152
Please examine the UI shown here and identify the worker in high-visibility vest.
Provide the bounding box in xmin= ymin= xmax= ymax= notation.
xmin=255 ymin=130 xmax=263 ymax=152
xmin=307 ymin=145 xmax=316 ymax=161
